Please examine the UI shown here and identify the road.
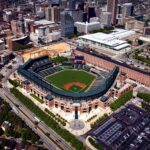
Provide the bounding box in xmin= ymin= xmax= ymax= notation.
xmin=0 ymin=88 xmax=58 ymax=150
xmin=0 ymin=53 xmax=74 ymax=150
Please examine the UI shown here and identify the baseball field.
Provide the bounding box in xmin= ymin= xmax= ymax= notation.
xmin=46 ymin=70 xmax=96 ymax=92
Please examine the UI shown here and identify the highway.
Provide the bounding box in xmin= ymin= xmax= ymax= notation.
xmin=0 ymin=53 xmax=74 ymax=150
xmin=0 ymin=88 xmax=58 ymax=150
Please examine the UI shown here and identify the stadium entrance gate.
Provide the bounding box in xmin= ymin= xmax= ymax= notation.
xmin=73 ymin=101 xmax=80 ymax=120
xmin=75 ymin=107 xmax=78 ymax=119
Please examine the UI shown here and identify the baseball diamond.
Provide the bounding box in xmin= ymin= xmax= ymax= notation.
xmin=63 ymin=82 xmax=86 ymax=92
xmin=46 ymin=70 xmax=95 ymax=92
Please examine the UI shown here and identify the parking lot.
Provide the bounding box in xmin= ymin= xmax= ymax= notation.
xmin=88 ymin=104 xmax=150 ymax=150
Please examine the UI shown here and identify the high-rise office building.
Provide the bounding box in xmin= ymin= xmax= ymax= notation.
xmin=18 ymin=14 xmax=25 ymax=34
xmin=83 ymin=12 xmax=87 ymax=22
xmin=66 ymin=9 xmax=83 ymax=22
xmin=45 ymin=7 xmax=52 ymax=21
xmin=60 ymin=11 xmax=74 ymax=37
xmin=76 ymin=1 xmax=84 ymax=11
xmin=68 ymin=0 xmax=76 ymax=10
xmin=122 ymin=3 xmax=133 ymax=17
xmin=61 ymin=0 xmax=67 ymax=9
xmin=48 ymin=0 xmax=61 ymax=6
xmin=88 ymin=6 xmax=96 ymax=22
xmin=51 ymin=6 xmax=60 ymax=23
xmin=101 ymin=11 xmax=112 ymax=27
xmin=3 ymin=11 xmax=13 ymax=22
xmin=107 ymin=0 xmax=118 ymax=25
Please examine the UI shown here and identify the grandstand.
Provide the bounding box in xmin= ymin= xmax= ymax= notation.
xmin=87 ymin=68 xmax=109 ymax=91
xmin=89 ymin=76 xmax=105 ymax=91
xmin=83 ymin=65 xmax=91 ymax=72
xmin=18 ymin=55 xmax=119 ymax=100
xmin=38 ymin=66 xmax=62 ymax=77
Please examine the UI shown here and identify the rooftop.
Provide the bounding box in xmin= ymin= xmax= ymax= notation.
xmin=45 ymin=94 xmax=53 ymax=101
xmin=12 ymin=35 xmax=28 ymax=41
xmin=0 ymin=40 xmax=4 ymax=44
xmin=79 ymin=29 xmax=135 ymax=48
xmin=34 ymin=19 xmax=55 ymax=26
xmin=75 ymin=21 xmax=100 ymax=25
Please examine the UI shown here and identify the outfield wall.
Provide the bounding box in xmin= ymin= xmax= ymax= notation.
xmin=75 ymin=48 xmax=150 ymax=86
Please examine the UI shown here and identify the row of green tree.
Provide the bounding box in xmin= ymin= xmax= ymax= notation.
xmin=30 ymin=94 xmax=44 ymax=104
xmin=110 ymin=90 xmax=133 ymax=111
xmin=91 ymin=114 xmax=108 ymax=128
xmin=8 ymin=79 xmax=22 ymax=87
xmin=44 ymin=108 xmax=66 ymax=126
xmin=133 ymin=55 xmax=150 ymax=65
xmin=92 ymin=26 xmax=114 ymax=34
xmin=10 ymin=88 xmax=86 ymax=150
xmin=88 ymin=137 xmax=104 ymax=150
xmin=13 ymin=44 xmax=33 ymax=51
xmin=86 ymin=114 xmax=97 ymax=123
xmin=52 ymin=55 xmax=68 ymax=64
xmin=137 ymin=93 xmax=150 ymax=103
xmin=132 ymin=49 xmax=150 ymax=65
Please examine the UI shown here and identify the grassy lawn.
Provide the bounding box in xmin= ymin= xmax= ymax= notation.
xmin=30 ymin=94 xmax=44 ymax=104
xmin=46 ymin=69 xmax=95 ymax=92
xmin=8 ymin=79 xmax=22 ymax=88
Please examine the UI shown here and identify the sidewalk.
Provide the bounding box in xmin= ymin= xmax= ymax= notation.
xmin=65 ymin=122 xmax=91 ymax=136
xmin=85 ymin=136 xmax=97 ymax=150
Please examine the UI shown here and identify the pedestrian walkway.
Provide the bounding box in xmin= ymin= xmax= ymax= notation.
xmin=16 ymin=87 xmax=112 ymax=136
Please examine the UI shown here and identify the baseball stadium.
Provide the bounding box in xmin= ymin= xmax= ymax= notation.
xmin=15 ymin=53 xmax=119 ymax=115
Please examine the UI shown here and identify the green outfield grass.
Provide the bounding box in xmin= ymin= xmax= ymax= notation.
xmin=46 ymin=69 xmax=95 ymax=92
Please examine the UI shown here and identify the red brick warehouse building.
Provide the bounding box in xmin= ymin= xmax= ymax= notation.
xmin=74 ymin=48 xmax=150 ymax=87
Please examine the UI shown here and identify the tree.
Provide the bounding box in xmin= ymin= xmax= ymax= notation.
xmin=137 ymin=93 xmax=150 ymax=103
xmin=88 ymin=137 xmax=104 ymax=150
xmin=5 ymin=127 xmax=14 ymax=137
xmin=12 ymin=61 xmax=16 ymax=64
xmin=138 ymin=39 xmax=144 ymax=45
xmin=8 ymin=79 xmax=21 ymax=87
xmin=7 ymin=65 xmax=12 ymax=69
xmin=31 ymin=133 xmax=40 ymax=143
xmin=0 ymin=127 xmax=4 ymax=136
xmin=52 ymin=56 xmax=68 ymax=64
xmin=0 ymin=144 xmax=3 ymax=150
xmin=0 ymin=73 xmax=4 ymax=81
xmin=13 ymin=44 xmax=33 ymax=51
xmin=21 ymin=129 xmax=31 ymax=141
xmin=1 ymin=139 xmax=9 ymax=147
xmin=110 ymin=90 xmax=133 ymax=111
xmin=127 ymin=39 xmax=132 ymax=44
xmin=13 ymin=131 xmax=21 ymax=138
xmin=91 ymin=114 xmax=108 ymax=128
